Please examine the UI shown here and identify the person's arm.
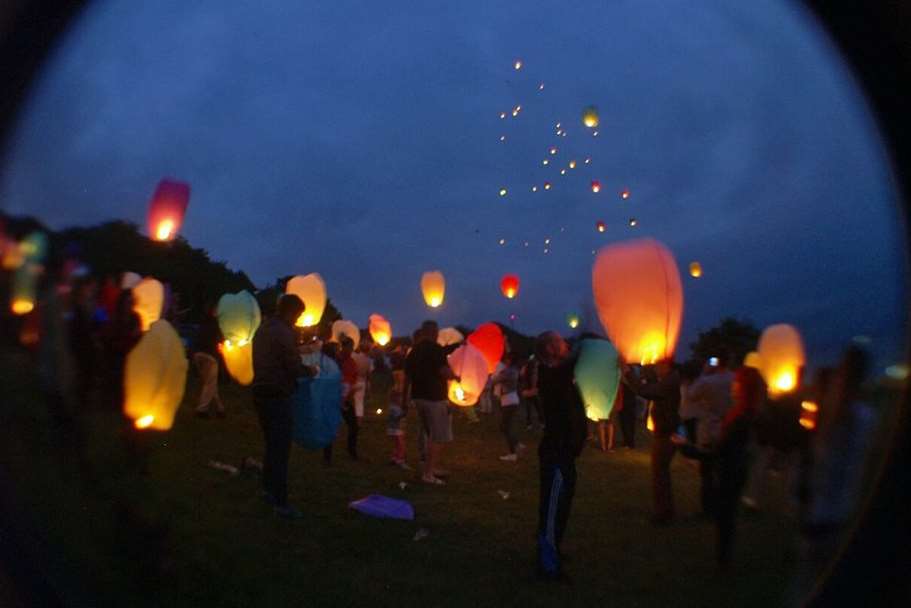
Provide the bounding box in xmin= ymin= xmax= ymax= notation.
xmin=281 ymin=328 xmax=312 ymax=379
xmin=635 ymin=374 xmax=670 ymax=401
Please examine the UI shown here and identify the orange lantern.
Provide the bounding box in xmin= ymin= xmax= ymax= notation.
xmin=592 ymin=239 xmax=684 ymax=365
xmin=285 ymin=273 xmax=326 ymax=327
xmin=591 ymin=180 xmax=601 ymax=193
xmin=369 ymin=313 xmax=392 ymax=346
xmin=596 ymin=220 xmax=606 ymax=233
xmin=689 ymin=262 xmax=702 ymax=278
xmin=620 ymin=188 xmax=630 ymax=200
xmin=147 ymin=178 xmax=190 ymax=242
xmin=543 ymin=182 xmax=552 ymax=190
xmin=757 ymin=324 xmax=805 ymax=397
xmin=799 ymin=400 xmax=818 ymax=430
xmin=582 ymin=106 xmax=599 ymax=128
xmin=421 ymin=270 xmax=445 ymax=308
xmin=467 ymin=322 xmax=505 ymax=374
xmin=500 ymin=274 xmax=520 ymax=299
xmin=10 ymin=263 xmax=40 ymax=315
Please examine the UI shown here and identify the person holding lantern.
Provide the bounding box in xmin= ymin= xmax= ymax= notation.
xmin=492 ymin=352 xmax=522 ymax=461
xmin=191 ymin=304 xmax=225 ymax=418
xmin=251 ymin=293 xmax=314 ymax=518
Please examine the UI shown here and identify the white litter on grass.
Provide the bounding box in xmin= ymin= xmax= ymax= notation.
xmin=399 ymin=482 xmax=408 ymax=490
xmin=242 ymin=457 xmax=263 ymax=472
xmin=208 ymin=460 xmax=239 ymax=476
xmin=413 ymin=528 xmax=429 ymax=541
xmin=497 ymin=490 xmax=510 ymax=500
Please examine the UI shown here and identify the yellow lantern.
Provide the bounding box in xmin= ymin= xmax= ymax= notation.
xmin=123 ymin=320 xmax=188 ymax=431
xmin=10 ymin=263 xmax=40 ymax=315
xmin=369 ymin=313 xmax=392 ymax=346
xmin=514 ymin=59 xmax=523 ymax=70
xmin=743 ymin=351 xmax=762 ymax=370
xmin=758 ymin=324 xmax=805 ymax=397
xmin=331 ymin=319 xmax=360 ymax=350
xmin=689 ymin=262 xmax=702 ymax=278
xmin=582 ymin=106 xmax=599 ymax=128
xmin=216 ymin=290 xmax=261 ymax=385
xmin=421 ymin=270 xmax=445 ymax=308
xmin=446 ymin=343 xmax=489 ymax=406
xmin=437 ymin=327 xmax=464 ymax=347
xmin=132 ymin=277 xmax=164 ymax=331
xmin=285 ymin=273 xmax=326 ymax=327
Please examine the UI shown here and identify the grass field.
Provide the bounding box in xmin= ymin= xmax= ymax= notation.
xmin=1 ymin=353 xmax=801 ymax=607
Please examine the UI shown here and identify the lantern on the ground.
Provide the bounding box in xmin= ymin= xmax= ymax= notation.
xmin=447 ymin=343 xmax=489 ymax=406
xmin=421 ymin=271 xmax=445 ymax=308
xmin=437 ymin=327 xmax=464 ymax=347
xmin=216 ymin=291 xmax=261 ymax=385
xmin=582 ymin=106 xmax=599 ymax=128
xmin=285 ymin=273 xmax=326 ymax=327
xmin=148 ymin=179 xmax=190 ymax=242
xmin=500 ymin=274 xmax=520 ymax=299
xmin=575 ymin=339 xmax=621 ymax=421
xmin=133 ymin=277 xmax=164 ymax=331
xmin=689 ymin=262 xmax=702 ymax=278
xmin=369 ymin=314 xmax=392 ymax=346
xmin=757 ymin=324 xmax=805 ymax=397
xmin=592 ymin=239 xmax=684 ymax=365
xmin=123 ymin=319 xmax=188 ymax=430
xmin=331 ymin=320 xmax=360 ymax=350
xmin=467 ymin=322 xmax=505 ymax=373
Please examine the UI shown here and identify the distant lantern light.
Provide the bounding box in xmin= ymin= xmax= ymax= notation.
xmin=500 ymin=274 xmax=520 ymax=299
xmin=560 ymin=169 xmax=566 ymax=175
xmin=539 ymin=82 xmax=545 ymax=90
xmin=620 ymin=188 xmax=630 ymax=199
xmin=285 ymin=273 xmax=327 ymax=328
xmin=629 ymin=218 xmax=638 ymax=227
xmin=543 ymin=182 xmax=552 ymax=190
xmin=531 ymin=186 xmax=538 ymax=192
xmin=561 ymin=131 xmax=567 ymax=137
xmin=512 ymin=105 xmax=521 ymax=116
xmin=514 ymin=59 xmax=523 ymax=70
xmin=542 ymin=159 xmax=550 ymax=166
xmin=421 ymin=270 xmax=446 ymax=308
xmin=584 ymin=157 xmax=591 ymax=164
xmin=569 ymin=160 xmax=577 ymax=169
xmin=689 ymin=262 xmax=702 ymax=278
xmin=556 ymin=122 xmax=561 ymax=129
xmin=499 ymin=135 xmax=506 ymax=142
xmin=549 ymin=147 xmax=557 ymax=155
xmin=498 ymin=238 xmax=506 ymax=245
xmin=582 ymin=106 xmax=600 ymax=128
xmin=147 ymin=178 xmax=190 ymax=242
xmin=499 ymin=188 xmax=508 ymax=197
xmin=566 ymin=313 xmax=580 ymax=329
xmin=596 ymin=220 xmax=606 ymax=233
xmin=524 ymin=241 xmax=529 ymax=247
xmin=509 ymin=313 xmax=517 ymax=321
xmin=591 ymin=180 xmax=601 ymax=193
xmin=592 ymin=130 xmax=599 ymax=137
xmin=544 ymin=238 xmax=551 ymax=245
xmin=500 ymin=112 xmax=507 ymax=119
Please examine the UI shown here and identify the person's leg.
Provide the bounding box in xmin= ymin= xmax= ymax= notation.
xmin=598 ymin=420 xmax=607 ymax=451
xmin=537 ymin=452 xmax=564 ymax=577
xmin=534 ymin=397 xmax=544 ymax=429
xmin=195 ymin=353 xmax=216 ymax=413
xmin=504 ymin=406 xmax=519 ymax=453
xmin=555 ymin=459 xmax=577 ymax=548
xmin=607 ymin=421 xmax=615 ymax=450
xmin=271 ymin=397 xmax=293 ymax=506
xmin=342 ymin=402 xmax=358 ymax=459
xmin=254 ymin=396 xmax=276 ymax=499
xmin=651 ymin=434 xmax=675 ymax=521
xmin=700 ymin=456 xmax=717 ymax=517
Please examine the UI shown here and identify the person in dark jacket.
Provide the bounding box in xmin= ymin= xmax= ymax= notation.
xmin=535 ymin=331 xmax=588 ymax=581
xmin=630 ymin=359 xmax=681 ymax=524
xmin=192 ymin=304 xmax=225 ymax=418
xmin=252 ymin=294 xmax=314 ymax=518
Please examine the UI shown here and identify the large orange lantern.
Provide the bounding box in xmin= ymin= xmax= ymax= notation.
xmin=216 ymin=290 xmax=261 ymax=385
xmin=132 ymin=277 xmax=164 ymax=331
xmin=757 ymin=324 xmax=805 ymax=397
xmin=500 ymin=274 xmax=520 ymax=299
xmin=437 ymin=327 xmax=464 ymax=347
xmin=592 ymin=239 xmax=684 ymax=365
xmin=467 ymin=322 xmax=505 ymax=373
xmin=285 ymin=273 xmax=326 ymax=327
xmin=331 ymin=319 xmax=360 ymax=350
xmin=369 ymin=313 xmax=392 ymax=346
xmin=446 ymin=343 xmax=489 ymax=406
xmin=123 ymin=319 xmax=188 ymax=431
xmin=421 ymin=270 xmax=445 ymax=308
xmin=147 ymin=178 xmax=190 ymax=242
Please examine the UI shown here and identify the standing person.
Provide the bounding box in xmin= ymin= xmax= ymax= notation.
xmin=631 ymin=359 xmax=681 ymax=525
xmin=251 ymin=294 xmax=314 ymax=518
xmin=351 ymin=342 xmax=373 ymax=423
xmin=192 ymin=304 xmax=225 ymax=419
xmin=386 ymin=379 xmax=410 ymax=470
xmin=716 ymin=366 xmax=765 ymax=565
xmin=521 ymin=355 xmax=543 ymax=431
xmin=535 ymin=332 xmax=588 ymax=581
xmin=320 ymin=341 xmax=342 ymax=466
xmin=328 ymin=336 xmax=361 ymax=461
xmin=101 ymin=290 xmax=143 ymax=414
xmin=493 ymin=353 xmax=522 ymax=461
xmin=617 ymin=372 xmax=638 ymax=449
xmin=403 ymin=321 xmax=457 ymax=486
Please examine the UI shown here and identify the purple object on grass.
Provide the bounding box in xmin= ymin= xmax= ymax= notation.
xmin=348 ymin=495 xmax=414 ymax=520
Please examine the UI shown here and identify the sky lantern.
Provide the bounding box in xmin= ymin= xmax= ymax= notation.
xmin=437 ymin=327 xmax=464 ymax=347
xmin=799 ymin=400 xmax=819 ymax=430
xmin=569 ymin=160 xmax=577 ymax=169
xmin=514 ymin=59 xmax=522 ymax=70
xmin=133 ymin=277 xmax=164 ymax=331
xmin=629 ymin=218 xmax=638 ymax=227
xmin=500 ymin=274 xmax=520 ymax=299
xmin=512 ymin=105 xmax=521 ymax=116
xmin=500 ymin=112 xmax=507 ymax=119
xmin=467 ymin=322 xmax=505 ymax=374
xmin=582 ymin=106 xmax=600 ymax=128
xmin=147 ymin=178 xmax=190 ymax=242
xmin=620 ymin=188 xmax=630 ymax=199
xmin=575 ymin=339 xmax=621 ymax=420
xmin=330 ymin=319 xmax=360 ymax=350
xmin=368 ymin=313 xmax=392 ymax=346
xmin=743 ymin=351 xmax=762 ymax=369
xmin=10 ymin=263 xmax=40 ymax=315
xmin=549 ymin=147 xmax=557 ymax=155
xmin=591 ymin=180 xmax=601 ymax=193
xmin=499 ymin=188 xmax=508 ymax=197
xmin=757 ymin=324 xmax=806 ymax=397
xmin=542 ymin=159 xmax=549 ymax=166
xmin=596 ymin=220 xmax=606 ymax=233
xmin=446 ymin=343 xmax=489 ymax=406
xmin=592 ymin=238 xmax=684 ymax=365
xmin=123 ymin=319 xmax=188 ymax=430
xmin=566 ymin=313 xmax=580 ymax=329
xmin=421 ymin=270 xmax=445 ymax=308
xmin=285 ymin=273 xmax=326 ymax=327
xmin=543 ymin=182 xmax=552 ymax=190
xmin=216 ymin=290 xmax=261 ymax=385
xmin=689 ymin=262 xmax=703 ymax=278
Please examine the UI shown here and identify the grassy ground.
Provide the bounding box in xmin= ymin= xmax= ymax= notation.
xmin=1 ymin=353 xmax=801 ymax=607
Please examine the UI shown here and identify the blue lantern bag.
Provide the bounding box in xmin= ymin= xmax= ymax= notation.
xmin=292 ymin=355 xmax=342 ymax=449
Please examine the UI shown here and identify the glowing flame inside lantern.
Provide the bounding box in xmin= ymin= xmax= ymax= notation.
xmin=689 ymin=262 xmax=702 ymax=278
xmin=514 ymin=59 xmax=522 ymax=70
xmin=637 ymin=331 xmax=667 ymax=365
xmin=11 ymin=298 xmax=34 ymax=315
xmin=155 ymin=219 xmax=175 ymax=241
xmin=582 ymin=106 xmax=599 ymax=128
xmin=591 ymin=181 xmax=601 ymax=193
xmin=773 ymin=370 xmax=796 ymax=393
xmin=646 ymin=408 xmax=655 ymax=432
xmin=799 ymin=400 xmax=818 ymax=430
xmin=596 ymin=221 xmax=606 ymax=233
xmin=135 ymin=415 xmax=155 ymax=430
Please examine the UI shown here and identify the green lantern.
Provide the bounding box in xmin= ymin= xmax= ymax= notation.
xmin=574 ymin=338 xmax=621 ymax=421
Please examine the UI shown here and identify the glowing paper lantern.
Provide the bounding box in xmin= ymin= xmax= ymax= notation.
xmin=514 ymin=59 xmax=523 ymax=70
xmin=285 ymin=273 xmax=327 ymax=327
xmin=20 ymin=232 xmax=47 ymax=263
xmin=757 ymin=324 xmax=805 ymax=397
xmin=499 ymin=188 xmax=508 ymax=197
xmin=437 ymin=327 xmax=464 ymax=347
xmin=500 ymin=274 xmax=520 ymax=299
xmin=123 ymin=320 xmax=188 ymax=430
xmin=10 ymin=264 xmax=40 ymax=315
xmin=596 ymin=220 xmax=606 ymax=233
xmin=799 ymin=400 xmax=818 ymax=430
xmin=446 ymin=343 xmax=489 ymax=406
xmin=689 ymin=262 xmax=702 ymax=278
xmin=542 ymin=159 xmax=550 ymax=166
xmin=582 ymin=106 xmax=600 ymax=128
xmin=591 ymin=180 xmax=601 ymax=193
xmin=574 ymin=339 xmax=621 ymax=420
xmin=331 ymin=319 xmax=360 ymax=350
xmin=743 ymin=351 xmax=762 ymax=370
xmin=133 ymin=277 xmax=165 ymax=332
xmin=421 ymin=271 xmax=445 ymax=308
xmin=216 ymin=290 xmax=261 ymax=385
xmin=620 ymin=188 xmax=630 ymax=200
xmin=147 ymin=178 xmax=190 ymax=242
xmin=543 ymin=182 xmax=552 ymax=190
xmin=629 ymin=218 xmax=638 ymax=227
xmin=566 ymin=313 xmax=580 ymax=329
xmin=592 ymin=239 xmax=684 ymax=365
xmin=467 ymin=322 xmax=505 ymax=374
xmin=569 ymin=160 xmax=577 ymax=169
xmin=368 ymin=313 xmax=392 ymax=346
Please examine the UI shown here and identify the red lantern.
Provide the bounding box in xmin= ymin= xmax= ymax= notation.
xmin=500 ymin=274 xmax=520 ymax=299
xmin=620 ymin=188 xmax=630 ymax=200
xmin=148 ymin=178 xmax=190 ymax=242
xmin=596 ymin=220 xmax=606 ymax=233
xmin=467 ymin=322 xmax=505 ymax=374
xmin=591 ymin=180 xmax=601 ymax=193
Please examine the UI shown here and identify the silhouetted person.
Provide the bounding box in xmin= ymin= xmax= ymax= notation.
xmin=191 ymin=304 xmax=225 ymax=418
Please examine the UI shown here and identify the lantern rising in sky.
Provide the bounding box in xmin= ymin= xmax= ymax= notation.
xmin=285 ymin=273 xmax=326 ymax=327
xmin=543 ymin=182 xmax=552 ymax=190
xmin=566 ymin=313 xmax=580 ymax=329
xmin=591 ymin=180 xmax=601 ymax=193
xmin=468 ymin=322 xmax=505 ymax=374
xmin=147 ymin=178 xmax=190 ymax=242
xmin=499 ymin=188 xmax=508 ymax=197
xmin=133 ymin=277 xmax=164 ymax=332
xmin=549 ymin=147 xmax=557 ymax=155
xmin=757 ymin=324 xmax=806 ymax=397
xmin=592 ymin=239 xmax=684 ymax=365
xmin=542 ymin=159 xmax=549 ymax=166
xmin=369 ymin=313 xmax=392 ymax=346
xmin=421 ymin=270 xmax=445 ymax=308
xmin=689 ymin=262 xmax=703 ymax=278
xmin=500 ymin=274 xmax=520 ymax=299
xmin=568 ymin=160 xmax=577 ymax=169
xmin=596 ymin=220 xmax=606 ymax=233
xmin=629 ymin=218 xmax=638 ymax=227
xmin=582 ymin=106 xmax=600 ymax=128
xmin=124 ymin=320 xmax=188 ymax=431
xmin=620 ymin=188 xmax=630 ymax=199
xmin=216 ymin=290 xmax=261 ymax=385
xmin=514 ymin=59 xmax=523 ymax=70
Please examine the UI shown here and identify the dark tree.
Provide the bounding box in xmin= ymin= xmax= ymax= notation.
xmin=688 ymin=317 xmax=760 ymax=367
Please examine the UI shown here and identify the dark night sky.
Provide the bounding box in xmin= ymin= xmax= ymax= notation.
xmin=0 ymin=0 xmax=905 ymax=370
